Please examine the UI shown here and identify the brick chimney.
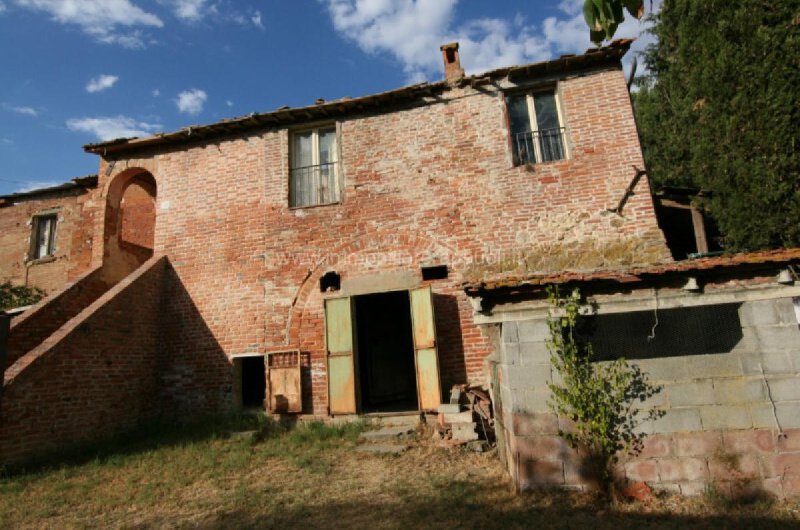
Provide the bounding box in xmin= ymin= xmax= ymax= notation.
xmin=440 ymin=42 xmax=464 ymax=85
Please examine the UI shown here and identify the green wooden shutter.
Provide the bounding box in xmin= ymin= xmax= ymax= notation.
xmin=325 ymin=296 xmax=357 ymax=414
xmin=409 ymin=286 xmax=442 ymax=410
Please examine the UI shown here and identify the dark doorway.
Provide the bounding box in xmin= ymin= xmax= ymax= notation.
xmin=240 ymin=356 xmax=266 ymax=409
xmin=354 ymin=291 xmax=418 ymax=413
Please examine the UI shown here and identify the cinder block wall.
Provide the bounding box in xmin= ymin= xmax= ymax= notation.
xmin=492 ymin=296 xmax=800 ymax=496
xmin=95 ymin=65 xmax=670 ymax=416
xmin=0 ymin=256 xmax=167 ymax=466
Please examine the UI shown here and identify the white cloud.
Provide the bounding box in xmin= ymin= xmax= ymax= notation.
xmin=0 ymin=2 xmax=7 ymax=14
xmin=15 ymin=180 xmax=63 ymax=192
xmin=152 ymin=88 xmax=161 ymax=97
xmin=170 ymin=0 xmax=207 ymax=22
xmin=251 ymin=9 xmax=262 ymax=29
xmin=324 ymin=0 xmax=659 ymax=82
xmin=175 ymin=88 xmax=207 ymax=115
xmin=225 ymin=99 xmax=233 ymax=107
xmin=0 ymin=137 xmax=13 ymax=145
xmin=86 ymin=74 xmax=119 ymax=93
xmin=14 ymin=0 xmax=163 ymax=48
xmin=66 ymin=115 xmax=161 ymax=141
xmin=3 ymin=103 xmax=38 ymax=116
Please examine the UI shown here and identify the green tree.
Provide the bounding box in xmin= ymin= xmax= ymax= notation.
xmin=583 ymin=0 xmax=645 ymax=44
xmin=634 ymin=1 xmax=800 ymax=250
xmin=547 ymin=287 xmax=664 ymax=492
xmin=0 ymin=282 xmax=44 ymax=311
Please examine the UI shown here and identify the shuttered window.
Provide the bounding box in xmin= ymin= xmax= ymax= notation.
xmin=30 ymin=213 xmax=57 ymax=260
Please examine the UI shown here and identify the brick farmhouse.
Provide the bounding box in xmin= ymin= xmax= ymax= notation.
xmin=1 ymin=40 xmax=798 ymax=496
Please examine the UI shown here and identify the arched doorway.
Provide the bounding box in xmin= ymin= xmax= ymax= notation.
xmin=103 ymin=169 xmax=157 ymax=282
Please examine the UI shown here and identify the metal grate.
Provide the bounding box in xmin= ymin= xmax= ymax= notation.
xmin=290 ymin=161 xmax=339 ymax=207
xmin=511 ymin=127 xmax=566 ymax=165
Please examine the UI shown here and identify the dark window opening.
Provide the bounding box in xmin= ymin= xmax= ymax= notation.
xmin=320 ymin=271 xmax=341 ymax=292
xmin=240 ymin=356 xmax=266 ymax=409
xmin=506 ymin=91 xmax=566 ymax=165
xmin=30 ymin=214 xmax=57 ymax=260
xmin=421 ymin=265 xmax=448 ymax=281
xmin=354 ymin=291 xmax=418 ymax=413
xmin=583 ymin=303 xmax=744 ymax=361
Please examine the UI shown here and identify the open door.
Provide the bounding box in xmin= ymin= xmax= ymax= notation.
xmin=325 ymin=296 xmax=357 ymax=414
xmin=409 ymin=286 xmax=442 ymax=410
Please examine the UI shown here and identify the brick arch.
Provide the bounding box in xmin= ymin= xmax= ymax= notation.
xmin=283 ymin=229 xmax=462 ymax=347
xmin=102 ymin=168 xmax=157 ymax=282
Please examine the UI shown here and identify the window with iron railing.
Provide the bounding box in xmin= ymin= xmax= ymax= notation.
xmin=290 ymin=126 xmax=340 ymax=208
xmin=506 ymin=90 xmax=567 ymax=166
xmin=29 ymin=213 xmax=57 ymax=260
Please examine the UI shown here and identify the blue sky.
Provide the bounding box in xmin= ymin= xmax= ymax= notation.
xmin=0 ymin=0 xmax=657 ymax=194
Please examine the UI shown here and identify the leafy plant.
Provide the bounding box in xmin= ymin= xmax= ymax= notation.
xmin=0 ymin=281 xmax=44 ymax=311
xmin=546 ymin=287 xmax=664 ymax=491
xmin=583 ymin=0 xmax=646 ymax=44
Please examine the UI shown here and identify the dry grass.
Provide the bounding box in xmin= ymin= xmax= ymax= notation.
xmin=1 ymin=417 xmax=798 ymax=529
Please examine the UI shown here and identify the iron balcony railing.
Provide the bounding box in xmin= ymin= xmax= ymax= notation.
xmin=511 ymin=127 xmax=566 ymax=166
xmin=290 ymin=161 xmax=340 ymax=208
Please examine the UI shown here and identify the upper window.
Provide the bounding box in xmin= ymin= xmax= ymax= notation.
xmin=30 ymin=213 xmax=57 ymax=260
xmin=290 ymin=126 xmax=340 ymax=208
xmin=506 ymin=90 xmax=566 ymax=166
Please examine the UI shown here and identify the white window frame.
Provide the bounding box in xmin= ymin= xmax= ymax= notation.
xmin=289 ymin=124 xmax=341 ymax=208
xmin=29 ymin=212 xmax=58 ymax=260
xmin=508 ymin=88 xmax=568 ymax=165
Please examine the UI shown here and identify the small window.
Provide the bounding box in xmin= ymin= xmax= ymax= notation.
xmin=290 ymin=126 xmax=340 ymax=208
xmin=30 ymin=213 xmax=57 ymax=260
xmin=506 ymin=90 xmax=566 ymax=165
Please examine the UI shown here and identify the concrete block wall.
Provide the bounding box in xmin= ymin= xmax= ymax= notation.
xmin=492 ymin=296 xmax=800 ymax=496
xmin=93 ymin=63 xmax=669 ymax=416
xmin=0 ymin=256 xmax=167 ymax=466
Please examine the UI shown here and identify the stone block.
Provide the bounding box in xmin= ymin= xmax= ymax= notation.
xmin=683 ymin=354 xmax=743 ymax=379
xmin=765 ymin=453 xmax=800 ymax=480
xmin=713 ymin=378 xmax=767 ymax=404
xmin=658 ymin=457 xmax=709 ymax=482
xmin=502 ymin=321 xmax=518 ymax=344
xmin=519 ymin=459 xmax=564 ymax=488
xmin=666 ymin=380 xmax=715 ymax=407
xmin=766 ymin=376 xmax=800 ymax=402
xmin=518 ymin=389 xmax=551 ymax=413
xmin=776 ymin=429 xmax=800 ymax=452
xmin=624 ymin=459 xmax=659 ymax=482
xmin=678 ymin=481 xmax=707 ymax=496
xmin=749 ymin=403 xmax=780 ymax=430
xmin=502 ymin=343 xmax=520 ymax=364
xmin=775 ymin=298 xmax=799 ymax=326
xmin=507 ymin=364 xmax=551 ymax=391
xmin=451 ymin=422 xmax=478 ymax=441
xmin=673 ymin=431 xmax=722 ymax=457
xmin=517 ymin=319 xmax=550 ymax=342
xmin=755 ymin=325 xmax=800 ymax=353
xmin=443 ymin=410 xmax=473 ymax=423
xmin=639 ymin=434 xmax=672 ymax=458
xmin=518 ymin=341 xmax=551 ymax=365
xmin=516 ymin=435 xmax=567 ymax=461
xmin=740 ymin=300 xmax=782 ymax=327
xmin=652 ymin=407 xmax=702 ymax=433
xmin=775 ymin=401 xmax=800 ymax=429
xmin=760 ymin=352 xmax=795 ymax=374
xmin=512 ymin=412 xmax=558 ymax=436
xmin=437 ymin=403 xmax=461 ymax=414
xmin=708 ymin=453 xmax=761 ymax=480
xmin=730 ymin=327 xmax=759 ymax=354
xmin=700 ymin=405 xmax=753 ymax=430
xmin=637 ymin=358 xmax=689 ymax=383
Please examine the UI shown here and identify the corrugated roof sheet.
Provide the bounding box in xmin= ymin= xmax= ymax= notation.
xmin=464 ymin=248 xmax=800 ymax=292
xmin=83 ymin=40 xmax=632 ymax=156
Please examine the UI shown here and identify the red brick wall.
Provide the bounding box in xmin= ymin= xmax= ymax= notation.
xmin=0 ymin=188 xmax=95 ymax=295
xmin=0 ymin=256 xmax=166 ymax=465
xmin=92 ymin=65 xmax=669 ymax=416
xmin=5 ymin=266 xmax=110 ymax=370
xmin=120 ymin=176 xmax=156 ymax=251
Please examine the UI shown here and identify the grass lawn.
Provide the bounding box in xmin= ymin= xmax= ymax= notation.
xmin=1 ymin=416 xmax=798 ymax=529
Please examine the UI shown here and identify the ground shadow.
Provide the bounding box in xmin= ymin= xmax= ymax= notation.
xmin=434 ymin=293 xmax=467 ymax=393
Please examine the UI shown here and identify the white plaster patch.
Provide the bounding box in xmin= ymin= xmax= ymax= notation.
xmin=160 ymin=200 xmax=170 ymax=210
